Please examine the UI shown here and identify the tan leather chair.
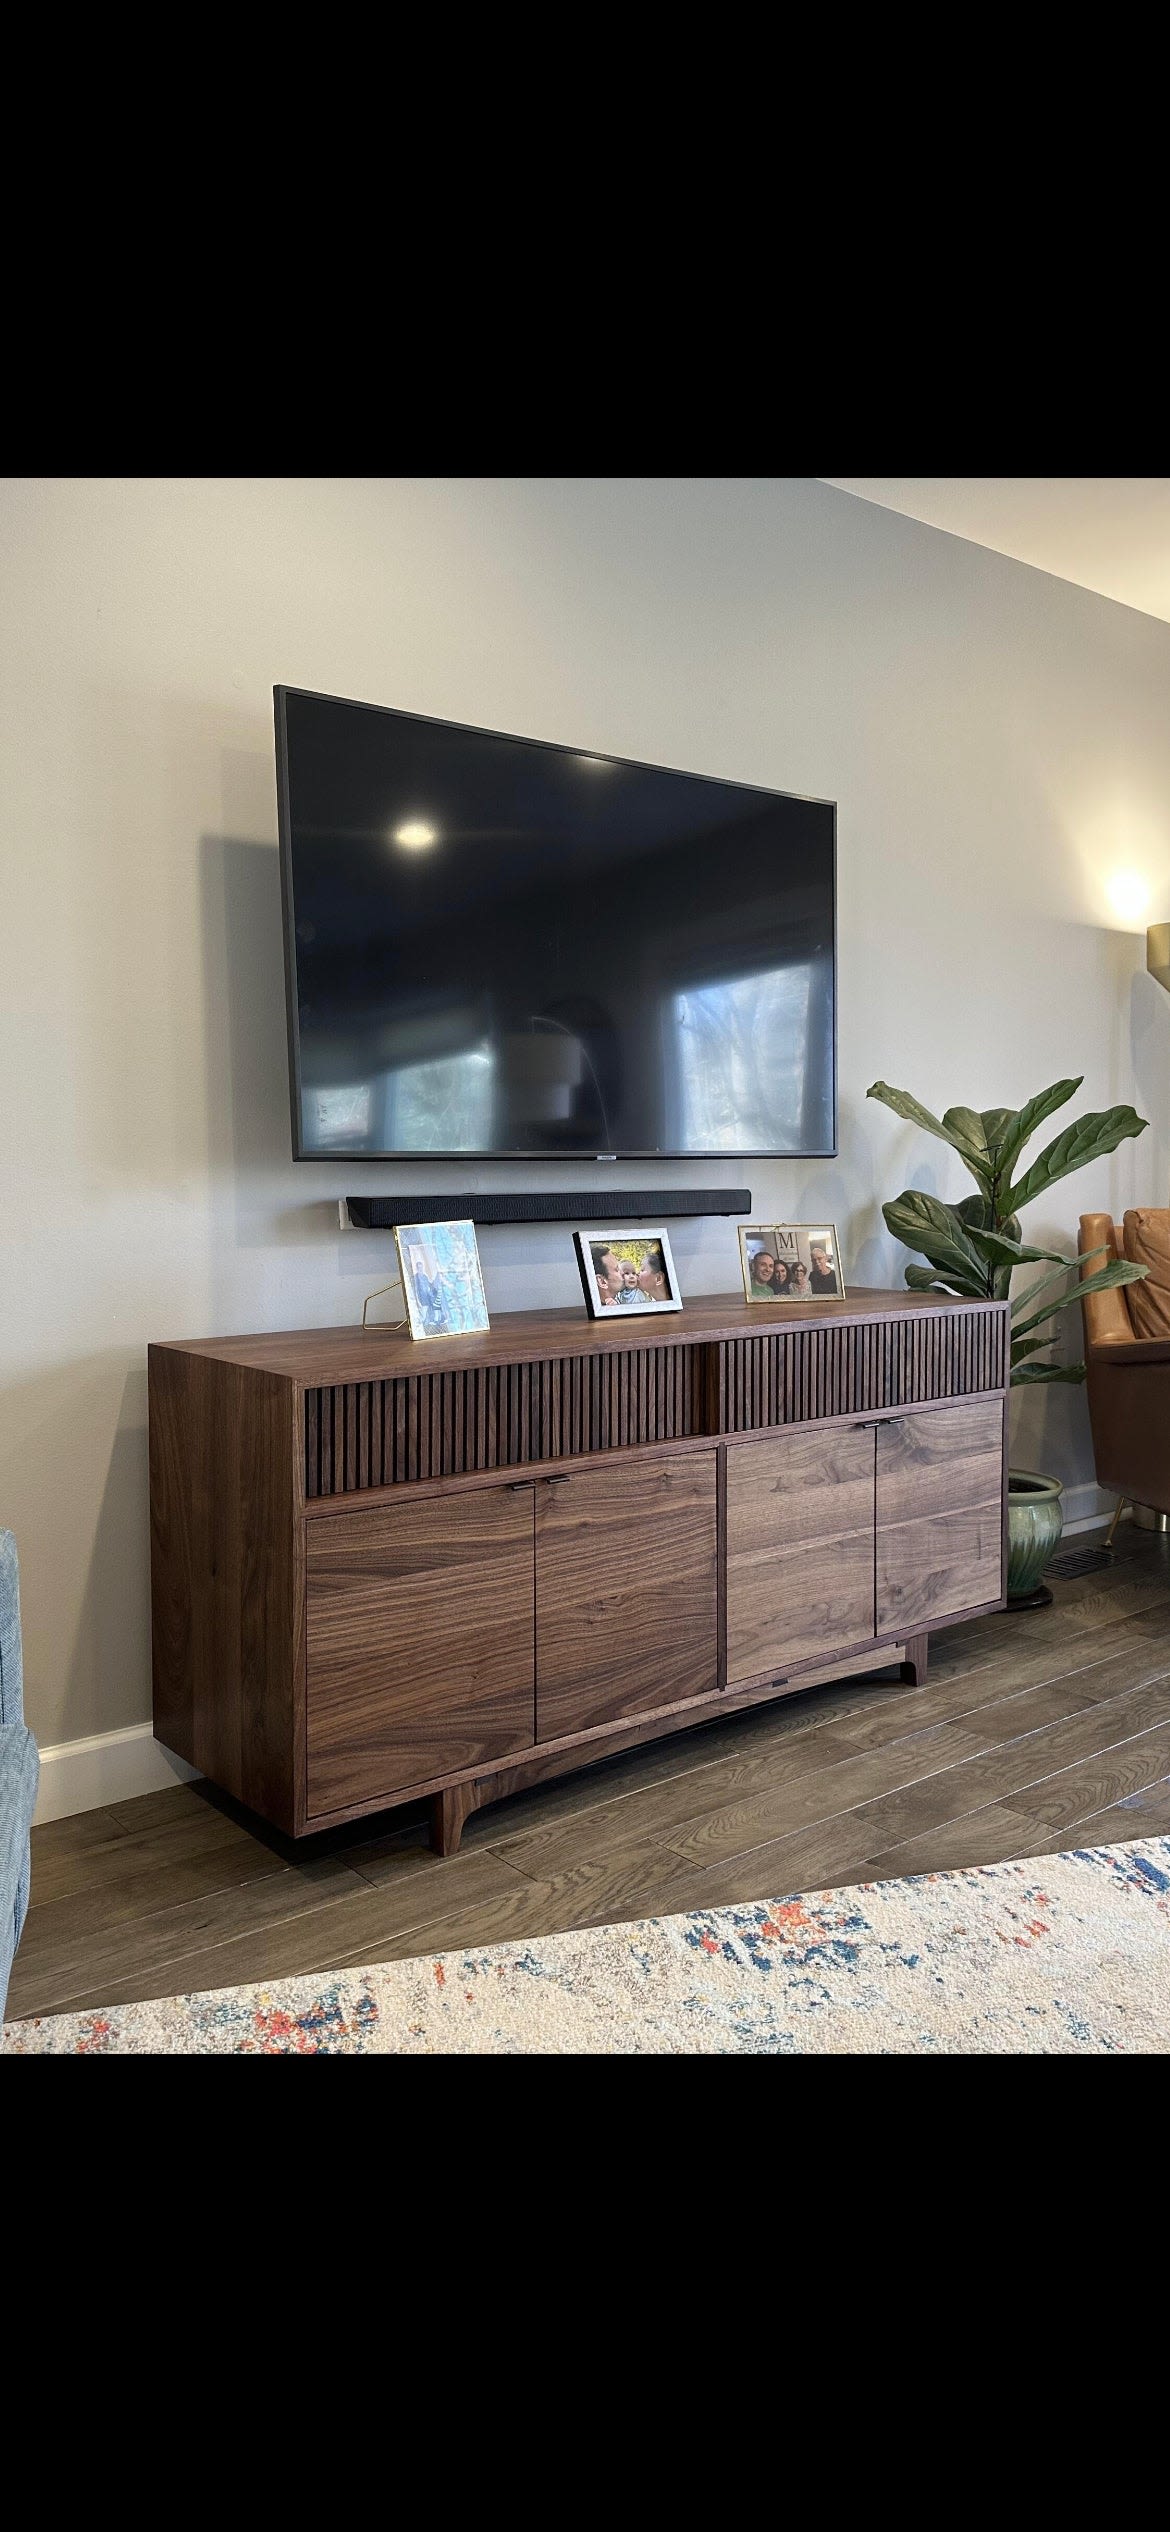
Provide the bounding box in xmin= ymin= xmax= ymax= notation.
xmin=1079 ymin=1213 xmax=1170 ymax=1535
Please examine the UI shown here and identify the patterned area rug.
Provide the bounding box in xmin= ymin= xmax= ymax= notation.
xmin=5 ymin=1835 xmax=1170 ymax=2053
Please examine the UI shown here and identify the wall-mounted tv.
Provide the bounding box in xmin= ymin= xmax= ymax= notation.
xmin=274 ymin=685 xmax=837 ymax=1162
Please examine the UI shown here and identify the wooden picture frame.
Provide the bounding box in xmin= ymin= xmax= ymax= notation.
xmin=575 ymin=1227 xmax=684 ymax=1318
xmin=739 ymin=1222 xmax=845 ymax=1302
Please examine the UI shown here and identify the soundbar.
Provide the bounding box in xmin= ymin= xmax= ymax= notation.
xmin=344 ymin=1189 xmax=753 ymax=1230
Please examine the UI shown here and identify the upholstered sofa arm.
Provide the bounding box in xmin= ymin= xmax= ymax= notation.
xmin=1078 ymin=1212 xmax=1137 ymax=1346
xmin=1087 ymin=1336 xmax=1170 ymax=1366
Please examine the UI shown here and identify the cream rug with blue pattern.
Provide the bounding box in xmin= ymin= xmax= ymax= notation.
xmin=5 ymin=1835 xmax=1170 ymax=2053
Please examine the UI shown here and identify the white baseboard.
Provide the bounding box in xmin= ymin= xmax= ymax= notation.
xmin=33 ymin=1723 xmax=201 ymax=1826
xmin=1058 ymin=1482 xmax=1116 ymax=1533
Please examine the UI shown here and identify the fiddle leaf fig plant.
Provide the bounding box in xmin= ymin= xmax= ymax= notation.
xmin=866 ymin=1077 xmax=1149 ymax=1385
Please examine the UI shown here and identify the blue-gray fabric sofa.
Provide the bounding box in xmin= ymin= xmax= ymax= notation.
xmin=1 ymin=1530 xmax=39 ymax=2019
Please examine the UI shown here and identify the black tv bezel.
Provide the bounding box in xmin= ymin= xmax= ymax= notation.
xmin=274 ymin=683 xmax=839 ymax=1165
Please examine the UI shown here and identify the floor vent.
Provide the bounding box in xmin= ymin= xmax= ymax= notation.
xmin=1045 ymin=1545 xmax=1115 ymax=1580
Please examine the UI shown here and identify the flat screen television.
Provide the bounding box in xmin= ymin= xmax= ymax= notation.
xmin=275 ymin=685 xmax=837 ymax=1161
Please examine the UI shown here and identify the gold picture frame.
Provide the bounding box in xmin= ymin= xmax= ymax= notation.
xmin=393 ymin=1219 xmax=491 ymax=1340
xmin=739 ymin=1222 xmax=845 ymax=1303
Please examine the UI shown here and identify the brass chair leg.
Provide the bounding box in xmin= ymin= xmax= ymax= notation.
xmin=1105 ymin=1496 xmax=1128 ymax=1549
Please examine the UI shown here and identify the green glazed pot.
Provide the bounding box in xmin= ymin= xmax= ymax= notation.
xmin=1006 ymin=1469 xmax=1064 ymax=1608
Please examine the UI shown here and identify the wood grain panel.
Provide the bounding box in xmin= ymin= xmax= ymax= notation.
xmin=535 ymin=1449 xmax=718 ymax=1741
xmin=149 ymin=1348 xmax=301 ymax=1832
xmin=155 ymin=1290 xmax=1007 ymax=1384
xmin=305 ymin=1488 xmax=536 ymax=1815
xmin=876 ymin=1399 xmax=1005 ymax=1632
xmin=725 ymin=1425 xmax=877 ymax=1681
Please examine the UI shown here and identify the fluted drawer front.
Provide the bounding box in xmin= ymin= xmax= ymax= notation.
xmin=305 ymin=1345 xmax=703 ymax=1497
xmin=715 ymin=1311 xmax=1005 ymax=1435
xmin=304 ymin=1312 xmax=1005 ymax=1496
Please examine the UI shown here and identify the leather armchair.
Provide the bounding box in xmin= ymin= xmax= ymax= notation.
xmin=1079 ymin=1213 xmax=1170 ymax=1526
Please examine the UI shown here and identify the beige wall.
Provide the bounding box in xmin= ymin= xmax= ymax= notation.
xmin=3 ymin=474 xmax=1170 ymax=1753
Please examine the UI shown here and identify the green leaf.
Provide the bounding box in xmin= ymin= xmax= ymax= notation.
xmin=882 ymin=1190 xmax=992 ymax=1296
xmin=955 ymin=1193 xmax=1021 ymax=1241
xmin=987 ymin=1079 xmax=1082 ymax=1195
xmin=973 ymin=1231 xmax=1068 ymax=1267
xmin=1011 ymin=1361 xmax=1087 ymax=1385
xmin=1006 ymin=1103 xmax=1148 ymax=1214
xmin=947 ymin=1197 xmax=1055 ymax=1294
xmin=867 ymin=1082 xmax=994 ymax=1188
xmin=1011 ymin=1307 xmax=1062 ymax=1345
xmin=1010 ymin=1336 xmax=1055 ymax=1365
xmin=1010 ymin=1258 xmax=1146 ymax=1343
xmin=942 ymin=1107 xmax=996 ymax=1191
xmin=978 ymin=1108 xmax=1016 ymax=1166
xmin=1007 ymin=1246 xmax=1121 ymax=1319
xmin=903 ymin=1264 xmax=965 ymax=1294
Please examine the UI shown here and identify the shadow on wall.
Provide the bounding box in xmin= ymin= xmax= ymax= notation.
xmin=72 ymin=683 xmax=334 ymax=1235
xmin=200 ymin=831 xmax=337 ymax=1266
xmin=201 ymin=832 xmax=287 ymax=1182
xmin=69 ymin=1394 xmax=153 ymax=1744
xmin=838 ymin=1152 xmax=947 ymax=1294
xmin=0 ymin=1358 xmax=153 ymax=1746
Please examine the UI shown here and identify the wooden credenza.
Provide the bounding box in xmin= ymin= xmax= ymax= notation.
xmin=149 ymin=1291 xmax=1009 ymax=1855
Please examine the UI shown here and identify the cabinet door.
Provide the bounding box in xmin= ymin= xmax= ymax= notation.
xmin=876 ymin=1400 xmax=1005 ymax=1634
xmin=305 ymin=1487 xmax=536 ymax=1817
xmin=535 ymin=1449 xmax=718 ymax=1741
xmin=725 ymin=1423 xmax=877 ymax=1684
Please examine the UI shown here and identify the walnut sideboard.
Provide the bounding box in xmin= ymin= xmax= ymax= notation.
xmin=148 ymin=1290 xmax=1009 ymax=1855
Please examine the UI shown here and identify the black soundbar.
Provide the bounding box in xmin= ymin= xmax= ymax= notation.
xmin=344 ymin=1188 xmax=752 ymax=1230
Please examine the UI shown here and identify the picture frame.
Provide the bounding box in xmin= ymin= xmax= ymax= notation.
xmin=393 ymin=1219 xmax=491 ymax=1340
xmin=575 ymin=1227 xmax=684 ymax=1318
xmin=739 ymin=1222 xmax=845 ymax=1303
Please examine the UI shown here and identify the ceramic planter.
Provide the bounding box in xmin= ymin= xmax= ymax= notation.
xmin=1006 ymin=1468 xmax=1064 ymax=1608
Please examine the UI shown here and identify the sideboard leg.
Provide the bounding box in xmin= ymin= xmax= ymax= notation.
xmin=901 ymin=1634 xmax=929 ymax=1686
xmin=430 ymin=1781 xmax=479 ymax=1857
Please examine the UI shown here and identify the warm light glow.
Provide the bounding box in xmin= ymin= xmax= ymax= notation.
xmin=1072 ymin=793 xmax=1169 ymax=931
xmin=393 ymin=820 xmax=437 ymax=851
xmin=1106 ymin=870 xmax=1151 ymax=925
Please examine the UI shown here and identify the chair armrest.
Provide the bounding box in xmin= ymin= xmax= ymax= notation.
xmin=1087 ymin=1336 xmax=1170 ymax=1367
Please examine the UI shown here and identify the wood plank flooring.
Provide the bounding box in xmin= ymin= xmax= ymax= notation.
xmin=8 ymin=1519 xmax=1170 ymax=2024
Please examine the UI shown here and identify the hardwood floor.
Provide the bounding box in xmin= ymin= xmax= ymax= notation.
xmin=8 ymin=1518 xmax=1170 ymax=2023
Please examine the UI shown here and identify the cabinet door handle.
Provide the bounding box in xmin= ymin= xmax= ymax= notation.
xmin=545 ymin=1473 xmax=572 ymax=1485
xmin=507 ymin=1481 xmax=534 ymax=1493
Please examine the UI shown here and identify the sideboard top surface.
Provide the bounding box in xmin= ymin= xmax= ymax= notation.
xmin=148 ymin=1289 xmax=1006 ymax=1387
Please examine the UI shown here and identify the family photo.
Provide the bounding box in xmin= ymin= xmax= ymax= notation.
xmin=576 ymin=1228 xmax=683 ymax=1317
xmin=395 ymin=1218 xmax=491 ymax=1339
xmin=739 ymin=1222 xmax=844 ymax=1302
